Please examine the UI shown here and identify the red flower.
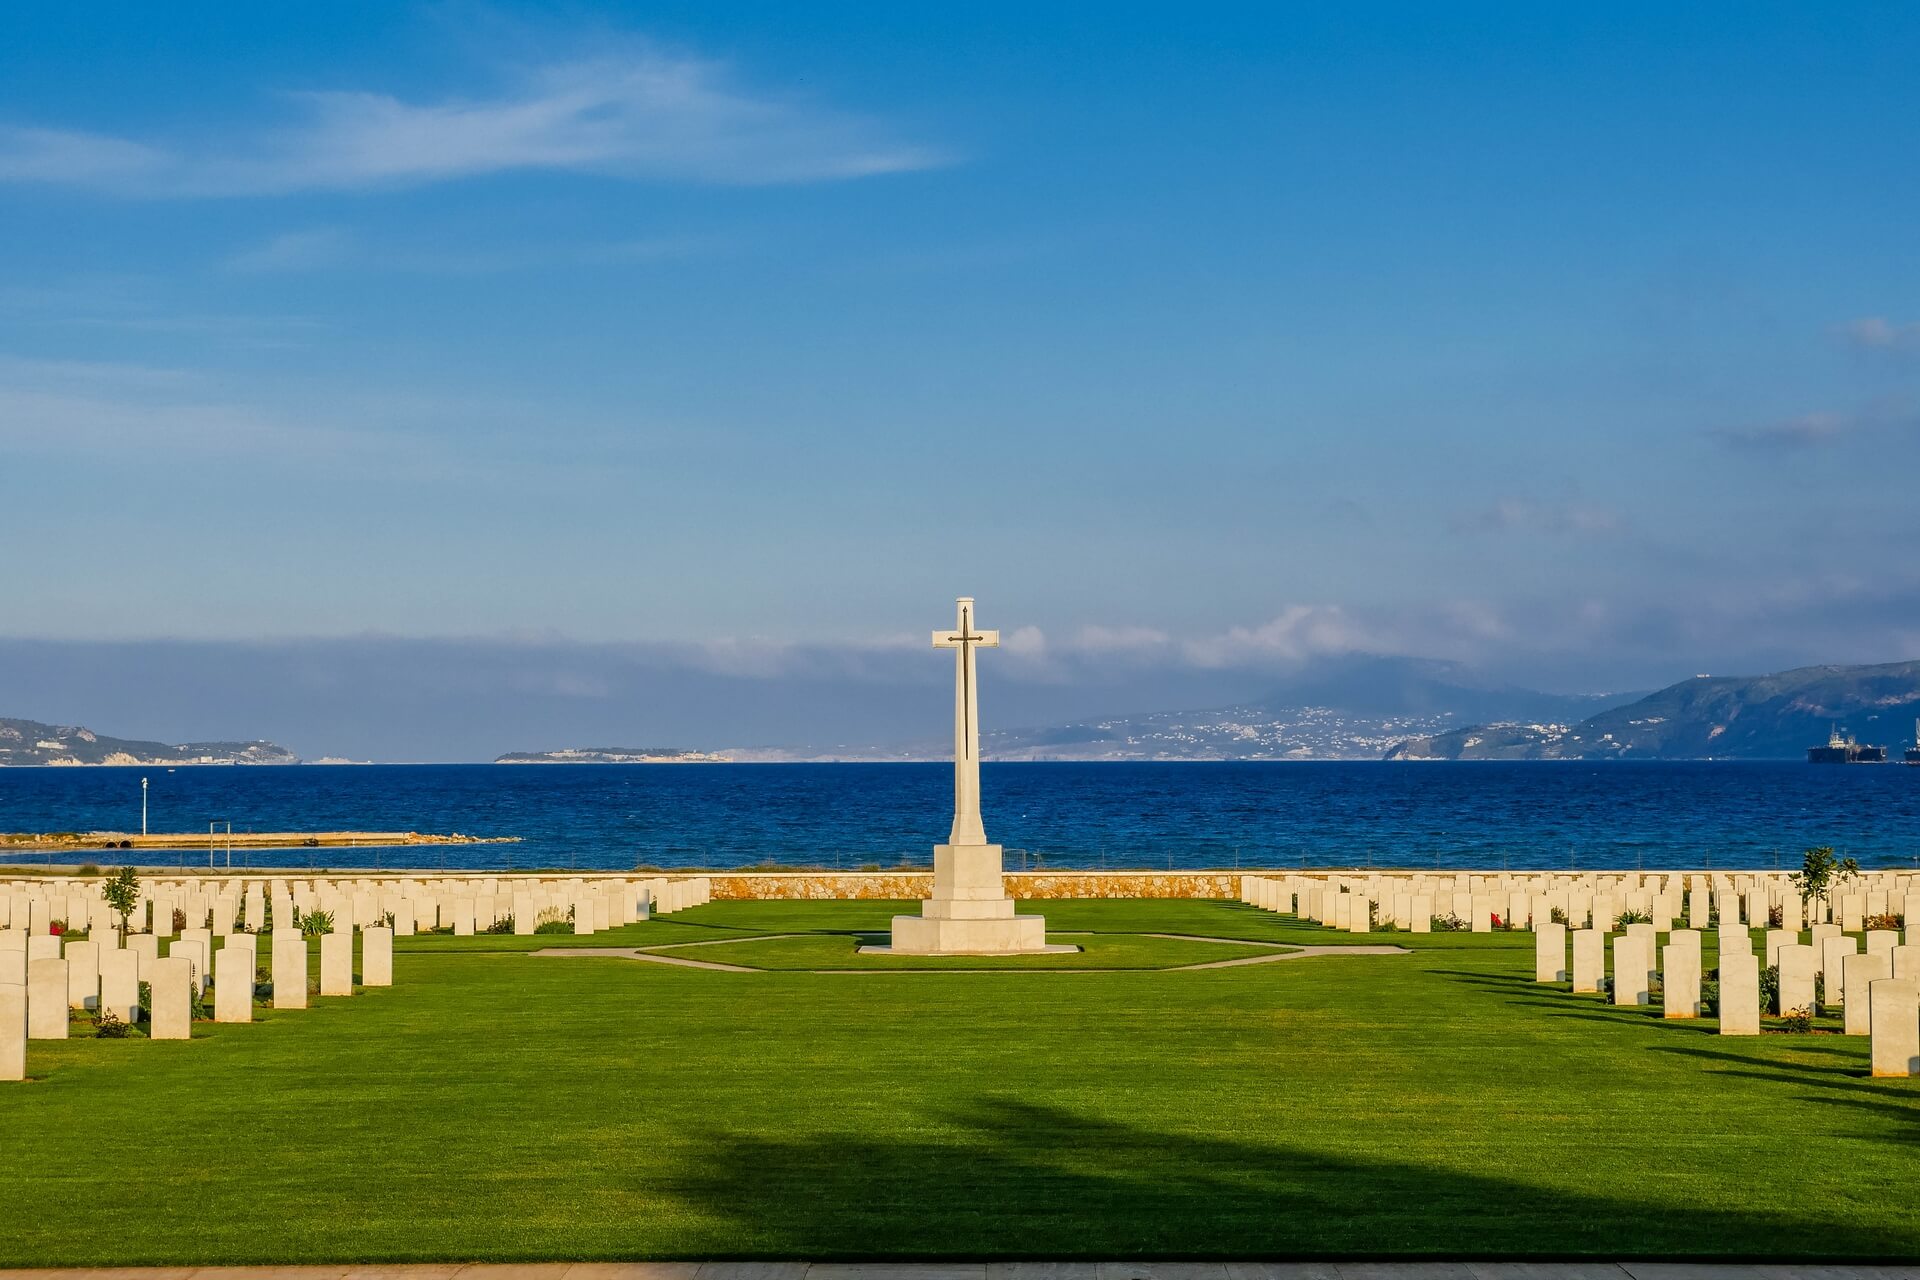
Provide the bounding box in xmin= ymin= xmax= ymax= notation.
xmin=49 ymin=922 xmax=65 ymax=936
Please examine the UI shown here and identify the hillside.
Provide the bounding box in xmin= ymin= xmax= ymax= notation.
xmin=1384 ymin=661 xmax=1920 ymax=760
xmin=0 ymin=717 xmax=297 ymax=766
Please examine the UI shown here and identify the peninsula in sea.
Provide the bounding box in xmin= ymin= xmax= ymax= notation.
xmin=0 ymin=717 xmax=297 ymax=767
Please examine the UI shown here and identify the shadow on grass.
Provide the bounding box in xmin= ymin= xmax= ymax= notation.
xmin=654 ymin=1097 xmax=1920 ymax=1260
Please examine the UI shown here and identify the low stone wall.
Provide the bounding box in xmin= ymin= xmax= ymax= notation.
xmin=705 ymin=871 xmax=1243 ymax=900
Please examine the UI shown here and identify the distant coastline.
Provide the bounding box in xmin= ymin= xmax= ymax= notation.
xmin=495 ymin=748 xmax=733 ymax=764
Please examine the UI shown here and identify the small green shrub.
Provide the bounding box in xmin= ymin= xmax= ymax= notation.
xmin=1700 ymin=978 xmax=1720 ymax=1017
xmin=300 ymin=909 xmax=335 ymax=938
xmin=1550 ymin=907 xmax=1569 ymax=925
xmin=534 ymin=905 xmax=574 ymax=935
xmin=1613 ymin=909 xmax=1653 ymax=930
xmin=1865 ymin=912 xmax=1903 ymax=932
xmin=1759 ymin=963 xmax=1779 ymax=1013
xmin=1429 ymin=913 xmax=1469 ymax=932
xmin=101 ymin=865 xmax=140 ymax=939
xmin=1791 ymin=845 xmax=1858 ymax=907
xmin=484 ymin=915 xmax=516 ymax=934
xmin=1780 ymin=1005 xmax=1814 ymax=1033
xmin=136 ymin=980 xmax=152 ymax=1022
xmin=92 ymin=1009 xmax=131 ymax=1038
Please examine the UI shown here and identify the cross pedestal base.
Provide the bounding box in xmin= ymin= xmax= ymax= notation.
xmin=882 ymin=843 xmax=1067 ymax=955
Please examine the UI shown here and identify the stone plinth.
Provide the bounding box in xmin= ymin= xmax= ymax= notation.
xmin=884 ymin=843 xmax=1064 ymax=956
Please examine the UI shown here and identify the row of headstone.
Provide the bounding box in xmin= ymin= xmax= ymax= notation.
xmin=1524 ymin=919 xmax=1920 ymax=1073
xmin=1 ymin=873 xmax=713 ymax=940
xmin=1239 ymin=871 xmax=1920 ymax=940
xmin=1 ymin=923 xmax=398 ymax=1080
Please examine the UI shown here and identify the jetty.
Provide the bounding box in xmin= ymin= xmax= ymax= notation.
xmin=0 ymin=830 xmax=518 ymax=853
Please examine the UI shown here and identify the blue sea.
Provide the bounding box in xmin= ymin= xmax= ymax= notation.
xmin=2 ymin=761 xmax=1918 ymax=873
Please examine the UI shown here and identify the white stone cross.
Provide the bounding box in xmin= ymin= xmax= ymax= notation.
xmin=933 ymin=596 xmax=999 ymax=846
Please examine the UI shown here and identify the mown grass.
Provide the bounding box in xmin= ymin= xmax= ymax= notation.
xmin=655 ymin=929 xmax=1283 ymax=970
xmin=1 ymin=899 xmax=1916 ymax=1265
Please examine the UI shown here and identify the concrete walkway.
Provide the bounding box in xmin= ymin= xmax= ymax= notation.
xmin=5 ymin=1262 xmax=1917 ymax=1280
xmin=531 ymin=936 xmax=1412 ymax=975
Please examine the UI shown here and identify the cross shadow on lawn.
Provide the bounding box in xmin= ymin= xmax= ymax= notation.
xmin=649 ymin=1097 xmax=1920 ymax=1260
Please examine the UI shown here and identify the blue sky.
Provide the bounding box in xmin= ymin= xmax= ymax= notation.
xmin=3 ymin=2 xmax=1919 ymax=750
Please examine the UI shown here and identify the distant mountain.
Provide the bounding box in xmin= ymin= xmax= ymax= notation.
xmin=923 ymin=656 xmax=1639 ymax=762
xmin=1384 ymin=661 xmax=1920 ymax=760
xmin=0 ymin=717 xmax=297 ymax=766
xmin=1253 ymin=655 xmax=1635 ymax=724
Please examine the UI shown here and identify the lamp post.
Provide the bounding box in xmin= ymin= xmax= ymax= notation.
xmin=141 ymin=777 xmax=148 ymax=837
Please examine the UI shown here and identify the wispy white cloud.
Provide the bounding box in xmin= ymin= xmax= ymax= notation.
xmin=221 ymin=227 xmax=714 ymax=275
xmin=1449 ymin=498 xmax=1623 ymax=536
xmin=1710 ymin=398 xmax=1918 ymax=450
xmin=1843 ymin=316 xmax=1920 ymax=352
xmin=0 ymin=277 xmax=322 ymax=344
xmin=1181 ymin=606 xmax=1391 ymax=669
xmin=0 ymin=125 xmax=167 ymax=184
xmin=224 ymin=228 xmax=355 ymax=273
xmin=0 ymin=47 xmax=948 ymax=197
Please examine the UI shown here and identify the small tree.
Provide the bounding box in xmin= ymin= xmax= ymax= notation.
xmin=101 ymin=865 xmax=141 ymax=942
xmin=1790 ymin=845 xmax=1858 ymax=907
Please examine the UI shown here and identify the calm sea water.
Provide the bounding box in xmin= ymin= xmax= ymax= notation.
xmin=2 ymin=761 xmax=1918 ymax=873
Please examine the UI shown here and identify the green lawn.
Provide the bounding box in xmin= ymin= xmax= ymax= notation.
xmin=649 ymin=929 xmax=1285 ymax=970
xmin=2 ymin=899 xmax=1916 ymax=1265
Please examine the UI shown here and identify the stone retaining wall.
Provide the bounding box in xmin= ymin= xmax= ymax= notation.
xmin=705 ymin=871 xmax=1243 ymax=900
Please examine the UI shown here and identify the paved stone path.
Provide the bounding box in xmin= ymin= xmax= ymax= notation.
xmin=532 ymin=935 xmax=1412 ymax=974
xmin=4 ymin=1262 xmax=1915 ymax=1279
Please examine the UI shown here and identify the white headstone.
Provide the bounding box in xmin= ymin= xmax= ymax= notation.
xmin=319 ymin=931 xmax=353 ymax=996
xmin=27 ymin=958 xmax=68 ymax=1040
xmin=0 ymin=982 xmax=24 ymax=1081
xmin=1718 ymin=951 xmax=1761 ymax=1035
xmin=1869 ymin=979 xmax=1919 ymax=1077
xmin=272 ymin=931 xmax=307 ymax=1010
xmin=1613 ymin=934 xmax=1654 ymax=1006
xmin=1821 ymin=935 xmax=1860 ymax=1011
xmin=148 ymin=956 xmax=191 ymax=1040
xmin=1664 ymin=931 xmax=1703 ymax=1019
xmin=362 ymin=926 xmax=393 ymax=987
xmin=1777 ymin=943 xmax=1817 ymax=1016
xmin=1572 ymin=929 xmax=1605 ymax=993
xmin=98 ymin=947 xmax=139 ymax=1024
xmin=1535 ymin=922 xmax=1568 ymax=982
xmin=213 ymin=945 xmax=253 ymax=1023
xmin=63 ymin=939 xmax=100 ymax=1010
xmin=1843 ymin=951 xmax=1893 ymax=1036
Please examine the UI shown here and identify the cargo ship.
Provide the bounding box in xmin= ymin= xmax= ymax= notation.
xmin=1808 ymin=726 xmax=1886 ymax=763
xmin=1907 ymin=719 xmax=1920 ymax=766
